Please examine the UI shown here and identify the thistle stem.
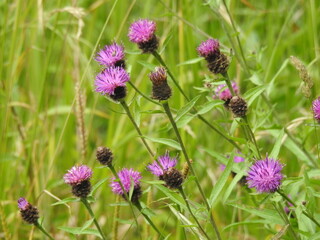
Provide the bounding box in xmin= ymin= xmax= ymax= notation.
xmin=134 ymin=201 xmax=166 ymax=239
xmin=152 ymin=51 xmax=240 ymax=150
xmin=120 ymin=100 xmax=155 ymax=157
xmin=128 ymin=81 xmax=161 ymax=106
xmin=34 ymin=222 xmax=54 ymax=240
xmin=277 ymin=190 xmax=320 ymax=228
xmin=178 ymin=187 xmax=211 ymax=240
xmin=108 ymin=164 xmax=141 ymax=234
xmin=162 ymin=101 xmax=221 ymax=240
xmin=80 ymin=198 xmax=106 ymax=240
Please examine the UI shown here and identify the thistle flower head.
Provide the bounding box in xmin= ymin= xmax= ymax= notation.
xmin=18 ymin=197 xmax=29 ymax=211
xmin=197 ymin=38 xmax=220 ymax=58
xmin=95 ymin=43 xmax=125 ymax=68
xmin=64 ymin=165 xmax=93 ymax=186
xmin=110 ymin=168 xmax=142 ymax=195
xmin=149 ymin=67 xmax=167 ymax=84
xmin=95 ymin=66 xmax=130 ymax=98
xmin=147 ymin=152 xmax=177 ymax=177
xmin=220 ymin=154 xmax=244 ymax=171
xmin=128 ymin=19 xmax=156 ymax=43
xmin=17 ymin=198 xmax=39 ymax=224
xmin=96 ymin=146 xmax=113 ymax=166
xmin=312 ymin=97 xmax=320 ymax=122
xmin=149 ymin=67 xmax=171 ymax=100
xmin=214 ymin=82 xmax=239 ymax=101
xmin=246 ymin=157 xmax=283 ymax=193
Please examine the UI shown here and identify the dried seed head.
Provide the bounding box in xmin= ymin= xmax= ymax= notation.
xmin=149 ymin=67 xmax=172 ymax=100
xmin=162 ymin=167 xmax=184 ymax=189
xmin=18 ymin=198 xmax=39 ymax=224
xmin=96 ymin=147 xmax=113 ymax=166
xmin=182 ymin=159 xmax=193 ymax=179
xmin=290 ymin=56 xmax=313 ymax=98
xmin=229 ymin=96 xmax=247 ymax=118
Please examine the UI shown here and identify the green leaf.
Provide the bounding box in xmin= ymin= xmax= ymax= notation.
xmin=58 ymin=226 xmax=102 ymax=238
xmin=269 ymin=129 xmax=284 ymax=159
xmin=209 ymin=152 xmax=234 ymax=207
xmin=81 ymin=219 xmax=94 ymax=231
xmin=144 ymin=136 xmax=181 ymax=150
xmin=222 ymin=169 xmax=246 ymax=203
xmin=175 ymin=95 xmax=201 ymax=122
xmin=153 ymin=184 xmax=186 ymax=210
xmin=51 ymin=197 xmax=79 ymax=206
xmin=176 ymin=57 xmax=203 ymax=66
xmin=137 ymin=61 xmax=157 ymax=70
xmin=197 ymin=100 xmax=224 ymax=115
xmin=133 ymin=96 xmax=141 ymax=127
xmin=168 ymin=205 xmax=206 ymax=240
xmin=223 ymin=220 xmax=269 ymax=231
xmin=243 ymin=85 xmax=266 ymax=106
xmin=90 ymin=178 xmax=108 ymax=195
xmin=228 ymin=203 xmax=284 ymax=225
xmin=176 ymin=114 xmax=196 ymax=128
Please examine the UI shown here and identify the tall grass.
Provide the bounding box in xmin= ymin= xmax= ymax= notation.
xmin=1 ymin=0 xmax=320 ymax=239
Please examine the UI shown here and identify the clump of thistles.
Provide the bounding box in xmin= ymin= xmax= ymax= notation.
xmin=147 ymin=153 xmax=183 ymax=189
xmin=246 ymin=157 xmax=283 ymax=193
xmin=110 ymin=168 xmax=142 ymax=203
xmin=95 ymin=42 xmax=125 ymax=68
xmin=197 ymin=38 xmax=229 ymax=74
xmin=149 ymin=67 xmax=172 ymax=100
xmin=96 ymin=146 xmax=113 ymax=166
xmin=95 ymin=66 xmax=130 ymax=101
xmin=64 ymin=165 xmax=93 ymax=198
xmin=128 ymin=19 xmax=159 ymax=53
xmin=18 ymin=198 xmax=39 ymax=224
xmin=312 ymin=97 xmax=320 ymax=123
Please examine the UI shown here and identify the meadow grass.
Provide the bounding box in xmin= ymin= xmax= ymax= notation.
xmin=1 ymin=0 xmax=320 ymax=239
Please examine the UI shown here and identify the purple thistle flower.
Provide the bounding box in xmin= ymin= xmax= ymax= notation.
xmin=214 ymin=82 xmax=239 ymax=101
xmin=110 ymin=168 xmax=142 ymax=195
xmin=147 ymin=152 xmax=177 ymax=177
xmin=220 ymin=154 xmax=244 ymax=171
xmin=18 ymin=197 xmax=29 ymax=211
xmin=64 ymin=165 xmax=93 ymax=186
xmin=95 ymin=66 xmax=130 ymax=96
xmin=312 ymin=97 xmax=320 ymax=122
xmin=95 ymin=43 xmax=125 ymax=68
xmin=197 ymin=38 xmax=220 ymax=58
xmin=246 ymin=157 xmax=283 ymax=193
xmin=128 ymin=19 xmax=156 ymax=44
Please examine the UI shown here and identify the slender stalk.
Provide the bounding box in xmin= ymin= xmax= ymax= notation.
xmin=134 ymin=201 xmax=166 ymax=239
xmin=34 ymin=222 xmax=54 ymax=240
xmin=112 ymin=195 xmax=120 ymax=240
xmin=162 ymin=101 xmax=221 ymax=240
xmin=277 ymin=190 xmax=320 ymax=228
xmin=120 ymin=100 xmax=155 ymax=157
xmin=243 ymin=117 xmax=262 ymax=159
xmin=128 ymin=81 xmax=161 ymax=106
xmin=108 ymin=164 xmax=141 ymax=235
xmin=178 ymin=187 xmax=211 ymax=240
xmin=80 ymin=198 xmax=106 ymax=240
xmin=152 ymin=51 xmax=241 ymax=150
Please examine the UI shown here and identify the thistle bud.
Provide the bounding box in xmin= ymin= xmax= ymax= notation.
xmin=229 ymin=96 xmax=247 ymax=118
xmin=182 ymin=160 xmax=192 ymax=179
xmin=96 ymin=146 xmax=113 ymax=166
xmin=162 ymin=167 xmax=184 ymax=189
xmin=149 ymin=67 xmax=172 ymax=100
xmin=18 ymin=198 xmax=39 ymax=224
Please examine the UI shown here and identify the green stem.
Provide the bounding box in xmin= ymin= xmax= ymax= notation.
xmin=162 ymin=101 xmax=221 ymax=240
xmin=80 ymin=198 xmax=106 ymax=240
xmin=134 ymin=201 xmax=165 ymax=239
xmin=128 ymin=81 xmax=161 ymax=106
xmin=34 ymin=222 xmax=54 ymax=240
xmin=108 ymin=165 xmax=141 ymax=237
xmin=277 ymin=190 xmax=320 ymax=228
xmin=243 ymin=117 xmax=262 ymax=159
xmin=120 ymin=100 xmax=155 ymax=157
xmin=179 ymin=187 xmax=211 ymax=240
xmin=152 ymin=51 xmax=241 ymax=150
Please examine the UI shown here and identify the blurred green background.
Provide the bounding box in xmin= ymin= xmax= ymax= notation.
xmin=1 ymin=0 xmax=319 ymax=239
